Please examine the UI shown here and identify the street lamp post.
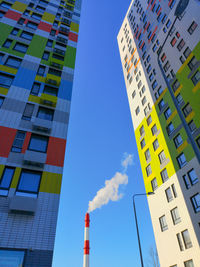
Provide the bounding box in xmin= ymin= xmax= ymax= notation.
xmin=157 ymin=0 xmax=200 ymax=164
xmin=132 ymin=192 xmax=154 ymax=267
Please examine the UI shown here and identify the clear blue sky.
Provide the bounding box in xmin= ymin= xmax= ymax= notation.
xmin=52 ymin=0 xmax=156 ymax=266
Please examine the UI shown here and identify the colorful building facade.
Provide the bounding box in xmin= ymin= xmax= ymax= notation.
xmin=118 ymin=0 xmax=200 ymax=266
xmin=0 ymin=0 xmax=81 ymax=265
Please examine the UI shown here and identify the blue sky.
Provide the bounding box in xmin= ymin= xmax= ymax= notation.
xmin=52 ymin=0 xmax=156 ymax=266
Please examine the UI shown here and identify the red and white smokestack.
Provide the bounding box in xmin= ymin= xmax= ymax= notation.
xmin=83 ymin=213 xmax=90 ymax=267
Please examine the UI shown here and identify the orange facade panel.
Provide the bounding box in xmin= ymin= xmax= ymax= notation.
xmin=46 ymin=137 xmax=66 ymax=167
xmin=0 ymin=126 xmax=17 ymax=157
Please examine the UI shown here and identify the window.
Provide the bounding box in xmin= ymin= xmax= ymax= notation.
xmin=31 ymin=82 xmax=40 ymax=96
xmin=0 ymin=11 xmax=5 ymax=18
xmin=0 ymin=96 xmax=4 ymax=107
xmin=161 ymin=168 xmax=168 ymax=182
xmin=0 ymin=167 xmax=15 ymax=196
xmin=22 ymin=103 xmax=34 ymax=121
xmin=23 ymin=10 xmax=30 ymax=16
xmin=165 ymin=187 xmax=173 ymax=202
xmin=188 ymin=21 xmax=198 ymax=35
xmin=140 ymin=138 xmax=145 ymax=149
xmin=180 ymin=56 xmax=185 ymax=64
xmin=11 ymin=131 xmax=26 ymax=153
xmin=172 ymin=184 xmax=177 ymax=198
xmin=174 ymin=134 xmax=183 ymax=148
xmin=182 ymin=103 xmax=192 ymax=117
xmin=13 ymin=43 xmax=28 ymax=53
xmin=3 ymin=39 xmax=12 ymax=48
xmin=135 ymin=106 xmax=140 ymax=115
xmin=26 ymin=21 xmax=38 ymax=30
xmin=146 ymin=164 xmax=152 ymax=177
xmin=151 ymin=178 xmax=158 ymax=191
xmin=191 ymin=70 xmax=200 ymax=85
xmin=151 ymin=124 xmax=158 ymax=135
xmin=0 ymin=1 xmax=11 ymax=9
xmin=172 ymin=79 xmax=180 ymax=92
xmin=147 ymin=115 xmax=152 ymax=126
xmin=16 ymin=170 xmax=41 ymax=197
xmin=184 ymin=260 xmax=194 ymax=267
xmin=183 ymin=169 xmax=198 ymax=189
xmin=37 ymin=107 xmax=54 ymax=121
xmin=191 ymin=194 xmax=200 ymax=213
xmin=46 ymin=39 xmax=53 ymax=47
xmin=183 ymin=47 xmax=191 ymax=59
xmin=149 ymin=73 xmax=154 ymax=82
xmin=159 ymin=150 xmax=166 ymax=164
xmin=11 ymin=28 xmax=19 ymax=36
xmin=53 ymin=20 xmax=58 ymax=27
xmin=182 ymin=230 xmax=192 ymax=249
xmin=36 ymin=5 xmax=45 ymax=13
xmin=28 ymin=134 xmax=48 ymax=153
xmin=28 ymin=2 xmax=34 ymax=8
xmin=153 ymin=139 xmax=159 ymax=151
xmin=177 ymin=233 xmax=184 ymax=251
xmin=161 ymin=53 xmax=166 ymax=62
xmin=31 ymin=13 xmax=42 ymax=20
xmin=37 ymin=65 xmax=46 ymax=76
xmin=158 ymin=99 xmax=165 ymax=110
xmin=132 ymin=90 xmax=136 ymax=99
xmin=0 ymin=73 xmax=14 ymax=88
xmin=48 ymin=68 xmax=62 ymax=77
xmin=20 ymin=31 xmax=33 ymax=41
xmin=166 ymin=122 xmax=174 ymax=135
xmin=188 ymin=56 xmax=198 ymax=70
xmin=177 ymin=39 xmax=185 ymax=51
xmin=197 ymin=136 xmax=200 ymax=148
xmin=188 ymin=120 xmax=196 ymax=133
xmin=163 ymin=61 xmax=170 ymax=72
xmin=17 ymin=18 xmax=25 ymax=25
xmin=166 ymin=19 xmax=171 ymax=28
xmin=141 ymin=96 xmax=147 ymax=106
xmin=145 ymin=149 xmax=150 ymax=161
xmin=164 ymin=107 xmax=172 ymax=119
xmin=140 ymin=126 xmax=144 ymax=136
xmin=50 ymin=29 xmax=56 ymax=36
xmin=42 ymin=51 xmax=50 ymax=61
xmin=177 ymin=153 xmax=187 ymax=168
xmin=171 ymin=207 xmax=181 ymax=225
xmin=159 ymin=215 xmax=168 ymax=231
xmin=5 ymin=56 xmax=22 ymax=69
xmin=43 ymin=85 xmax=58 ymax=96
xmin=171 ymin=37 xmax=177 ymax=47
xmin=176 ymin=93 xmax=183 ymax=104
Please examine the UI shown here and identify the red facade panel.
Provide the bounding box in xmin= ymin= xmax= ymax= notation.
xmin=46 ymin=137 xmax=66 ymax=167
xmin=5 ymin=10 xmax=21 ymax=21
xmin=38 ymin=21 xmax=52 ymax=32
xmin=0 ymin=126 xmax=17 ymax=157
xmin=69 ymin=32 xmax=78 ymax=42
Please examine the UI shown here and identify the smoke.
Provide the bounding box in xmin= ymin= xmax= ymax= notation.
xmin=88 ymin=153 xmax=133 ymax=213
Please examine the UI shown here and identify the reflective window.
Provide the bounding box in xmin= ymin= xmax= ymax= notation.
xmin=0 ymin=249 xmax=25 ymax=265
xmin=177 ymin=153 xmax=187 ymax=168
xmin=0 ymin=96 xmax=4 ymax=107
xmin=37 ymin=65 xmax=46 ymax=76
xmin=159 ymin=215 xmax=168 ymax=231
xmin=171 ymin=207 xmax=181 ymax=225
xmin=173 ymin=134 xmax=183 ymax=148
xmin=22 ymin=103 xmax=34 ymax=121
xmin=5 ymin=56 xmax=22 ymax=69
xmin=0 ymin=167 xmax=15 ymax=196
xmin=151 ymin=178 xmax=158 ymax=191
xmin=146 ymin=164 xmax=152 ymax=177
xmin=0 ymin=73 xmax=14 ymax=88
xmin=3 ymin=39 xmax=12 ymax=48
xmin=28 ymin=134 xmax=48 ymax=153
xmin=165 ymin=187 xmax=173 ymax=202
xmin=153 ymin=139 xmax=159 ymax=151
xmin=161 ymin=168 xmax=168 ymax=182
xmin=42 ymin=51 xmax=50 ymax=60
xmin=191 ymin=70 xmax=200 ymax=86
xmin=31 ymin=13 xmax=42 ymax=20
xmin=11 ymin=28 xmax=19 ymax=36
xmin=188 ymin=21 xmax=197 ymax=35
xmin=182 ymin=229 xmax=192 ymax=249
xmin=31 ymin=82 xmax=40 ymax=96
xmin=26 ymin=21 xmax=38 ymax=30
xmin=37 ymin=107 xmax=54 ymax=121
xmin=20 ymin=31 xmax=33 ymax=41
xmin=11 ymin=131 xmax=26 ymax=153
xmin=43 ymin=85 xmax=58 ymax=96
xmin=191 ymin=194 xmax=200 ymax=213
xmin=0 ymin=1 xmax=11 ymax=9
xmin=184 ymin=259 xmax=194 ymax=267
xmin=13 ymin=42 xmax=28 ymax=53
xmin=17 ymin=170 xmax=41 ymax=195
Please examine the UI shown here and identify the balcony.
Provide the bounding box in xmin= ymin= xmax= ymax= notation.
xmin=9 ymin=195 xmax=37 ymax=214
xmin=32 ymin=117 xmax=52 ymax=133
xmin=23 ymin=150 xmax=47 ymax=167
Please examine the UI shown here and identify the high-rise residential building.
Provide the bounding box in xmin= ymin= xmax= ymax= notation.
xmin=0 ymin=0 xmax=81 ymax=265
xmin=118 ymin=0 xmax=200 ymax=266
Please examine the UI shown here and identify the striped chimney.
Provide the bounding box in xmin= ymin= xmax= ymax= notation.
xmin=83 ymin=213 xmax=90 ymax=267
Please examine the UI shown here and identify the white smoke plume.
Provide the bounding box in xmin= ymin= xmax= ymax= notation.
xmin=88 ymin=153 xmax=133 ymax=213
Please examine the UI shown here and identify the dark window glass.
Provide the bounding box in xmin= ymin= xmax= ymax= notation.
xmin=153 ymin=139 xmax=159 ymax=151
xmin=164 ymin=107 xmax=172 ymax=119
xmin=165 ymin=187 xmax=173 ymax=202
xmin=158 ymin=99 xmax=165 ymax=110
xmin=191 ymin=70 xmax=200 ymax=86
xmin=197 ymin=136 xmax=200 ymax=149
xmin=188 ymin=56 xmax=198 ymax=70
xmin=151 ymin=178 xmax=158 ymax=191
xmin=0 ymin=73 xmax=14 ymax=88
xmin=20 ymin=31 xmax=33 ymax=41
xmin=23 ymin=10 xmax=30 ymax=16
xmin=188 ymin=120 xmax=196 ymax=133
xmin=191 ymin=194 xmax=200 ymax=213
xmin=46 ymin=39 xmax=53 ymax=47
xmin=5 ymin=56 xmax=22 ymax=69
xmin=37 ymin=65 xmax=45 ymax=76
xmin=161 ymin=168 xmax=168 ymax=182
xmin=171 ymin=207 xmax=181 ymax=225
xmin=183 ymin=47 xmax=191 ymax=59
xmin=159 ymin=215 xmax=168 ymax=231
xmin=17 ymin=18 xmax=25 ymax=25
xmin=177 ymin=153 xmax=187 ymax=168
xmin=37 ymin=107 xmax=54 ymax=121
xmin=0 ymin=167 xmax=15 ymax=196
xmin=172 ymin=79 xmax=180 ymax=92
xmin=166 ymin=122 xmax=174 ymax=135
xmin=50 ymin=29 xmax=56 ymax=36
xmin=11 ymin=131 xmax=26 ymax=152
xmin=174 ymin=134 xmax=183 ymax=148
xmin=140 ymin=138 xmax=146 ymax=149
xmin=31 ymin=13 xmax=42 ymax=20
xmin=0 ymin=11 xmax=5 ymax=18
xmin=182 ymin=103 xmax=192 ymax=117
xmin=151 ymin=124 xmax=158 ymax=135
xmin=3 ymin=39 xmax=12 ymax=48
xmin=42 ymin=51 xmax=50 ymax=60
xmin=0 ymin=96 xmax=4 ymax=107
xmin=36 ymin=5 xmax=45 ymax=13
xmin=43 ymin=85 xmax=58 ymax=96
xmin=181 ymin=230 xmax=192 ymax=249
xmin=48 ymin=67 xmax=62 ymax=77
xmin=146 ymin=164 xmax=152 ymax=176
xmin=188 ymin=21 xmax=198 ymax=35
xmin=28 ymin=134 xmax=48 ymax=153
xmin=26 ymin=21 xmax=38 ymax=30
xmin=11 ymin=28 xmax=19 ymax=36
xmin=17 ymin=170 xmax=41 ymax=195
xmin=13 ymin=43 xmax=28 ymax=53
xmin=176 ymin=93 xmax=183 ymax=104
xmin=31 ymin=82 xmax=40 ymax=96
xmin=52 ymin=53 xmax=64 ymax=61
xmin=22 ymin=103 xmax=34 ymax=121
xmin=177 ymin=39 xmax=185 ymax=51
xmin=184 ymin=260 xmax=194 ymax=267
xmin=0 ymin=1 xmax=11 ymax=9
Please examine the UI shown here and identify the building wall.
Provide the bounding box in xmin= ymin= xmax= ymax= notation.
xmin=118 ymin=0 xmax=200 ymax=266
xmin=0 ymin=0 xmax=82 ymax=265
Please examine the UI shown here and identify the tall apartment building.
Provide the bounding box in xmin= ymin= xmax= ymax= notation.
xmin=117 ymin=1 xmax=200 ymax=267
xmin=0 ymin=0 xmax=81 ymax=265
